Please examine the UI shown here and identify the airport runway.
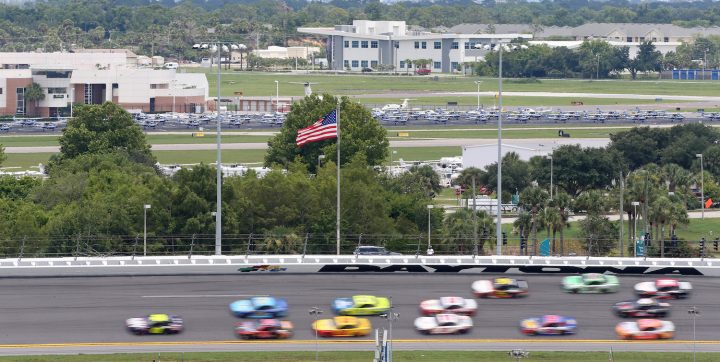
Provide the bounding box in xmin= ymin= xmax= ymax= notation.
xmin=0 ymin=274 xmax=718 ymax=355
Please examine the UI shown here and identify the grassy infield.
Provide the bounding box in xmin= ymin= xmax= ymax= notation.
xmin=2 ymin=75 xmax=719 ymax=360
xmin=2 ymin=351 xmax=719 ymax=362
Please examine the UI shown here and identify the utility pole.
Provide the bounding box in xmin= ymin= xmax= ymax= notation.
xmin=619 ymin=172 xmax=624 ymax=257
xmin=472 ymin=176 xmax=478 ymax=255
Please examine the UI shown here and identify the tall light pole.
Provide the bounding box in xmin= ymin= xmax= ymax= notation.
xmin=309 ymin=307 xmax=323 ymax=362
xmin=689 ymin=306 xmax=699 ymax=362
xmin=193 ymin=41 xmax=245 ymax=256
xmin=380 ymin=301 xmax=399 ymax=362
xmin=696 ymin=153 xmax=704 ymax=219
xmin=427 ymin=205 xmax=434 ymax=253
xmin=274 ymin=80 xmax=279 ymax=112
xmin=496 ymin=41 xmax=506 ymax=256
xmin=390 ymin=150 xmax=397 ymax=169
xmin=474 ymin=81 xmax=483 ymax=110
xmin=596 ymin=54 xmax=600 ymax=80
xmin=143 ymin=204 xmax=151 ymax=256
xmin=548 ymin=154 xmax=553 ymax=200
xmin=632 ymin=201 xmax=640 ymax=257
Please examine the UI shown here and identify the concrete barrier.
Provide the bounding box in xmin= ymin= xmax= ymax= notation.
xmin=0 ymin=255 xmax=718 ymax=277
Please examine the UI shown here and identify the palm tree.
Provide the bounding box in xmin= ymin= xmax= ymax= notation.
xmin=519 ymin=186 xmax=549 ymax=255
xmin=23 ymin=82 xmax=45 ymax=117
xmin=405 ymin=58 xmax=412 ymax=75
xmin=442 ymin=208 xmax=474 ymax=254
xmin=513 ymin=211 xmax=532 ymax=255
xmin=552 ymin=192 xmax=573 ymax=255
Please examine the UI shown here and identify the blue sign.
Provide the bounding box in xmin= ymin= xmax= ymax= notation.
xmin=540 ymin=238 xmax=551 ymax=256
xmin=635 ymin=239 xmax=645 ymax=257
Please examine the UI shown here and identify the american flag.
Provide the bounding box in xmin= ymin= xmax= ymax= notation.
xmin=296 ymin=109 xmax=338 ymax=147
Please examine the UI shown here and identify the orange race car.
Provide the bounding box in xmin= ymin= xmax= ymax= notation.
xmin=616 ymin=319 xmax=675 ymax=340
xmin=311 ymin=316 xmax=371 ymax=338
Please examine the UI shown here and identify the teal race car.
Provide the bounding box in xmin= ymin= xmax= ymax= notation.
xmin=562 ymin=273 xmax=619 ymax=294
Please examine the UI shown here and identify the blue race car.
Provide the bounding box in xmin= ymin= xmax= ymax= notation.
xmin=229 ymin=296 xmax=289 ymax=318
xmin=520 ymin=315 xmax=577 ymax=336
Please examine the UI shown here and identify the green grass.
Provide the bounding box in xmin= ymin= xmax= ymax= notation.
xmin=1 ymin=153 xmax=53 ymax=168
xmin=359 ymin=96 xmax=674 ymax=107
xmin=389 ymin=128 xmax=615 ymax=139
xmin=2 ymin=351 xmax=719 ymax=362
xmin=182 ymin=69 xmax=720 ymax=98
xmin=147 ymin=134 xmax=272 ymax=144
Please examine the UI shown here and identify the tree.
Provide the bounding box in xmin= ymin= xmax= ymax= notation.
xmin=405 ymin=58 xmax=412 ymax=75
xmin=519 ymin=186 xmax=549 ymax=255
xmin=24 ymin=82 xmax=45 ymax=117
xmin=480 ymin=152 xmax=531 ymax=201
xmin=265 ymin=94 xmax=388 ymax=173
xmin=56 ymin=102 xmax=155 ymax=166
xmin=0 ymin=144 xmax=5 ymax=167
xmin=630 ymin=41 xmax=663 ymax=79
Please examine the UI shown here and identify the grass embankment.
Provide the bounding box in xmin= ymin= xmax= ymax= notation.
xmin=182 ymin=69 xmax=720 ymax=98
xmin=1 ymin=351 xmax=719 ymax=362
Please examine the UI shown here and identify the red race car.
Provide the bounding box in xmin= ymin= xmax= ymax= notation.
xmin=234 ymin=319 xmax=293 ymax=339
xmin=472 ymin=278 xmax=529 ymax=298
xmin=419 ymin=296 xmax=477 ymax=316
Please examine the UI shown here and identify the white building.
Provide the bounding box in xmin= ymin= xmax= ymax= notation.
xmin=298 ymin=20 xmax=532 ymax=73
xmin=0 ymin=51 xmax=209 ymax=116
xmin=252 ymin=46 xmax=321 ymax=59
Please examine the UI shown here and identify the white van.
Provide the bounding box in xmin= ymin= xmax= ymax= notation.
xmin=164 ymin=62 xmax=179 ymax=69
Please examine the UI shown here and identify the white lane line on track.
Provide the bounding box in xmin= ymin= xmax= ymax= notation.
xmin=141 ymin=294 xmax=268 ymax=298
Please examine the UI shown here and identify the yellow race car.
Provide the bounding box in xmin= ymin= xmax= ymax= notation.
xmin=312 ymin=316 xmax=371 ymax=337
xmin=332 ymin=295 xmax=391 ymax=315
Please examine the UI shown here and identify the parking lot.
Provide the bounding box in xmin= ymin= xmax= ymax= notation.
xmin=1 ymin=108 xmax=719 ymax=135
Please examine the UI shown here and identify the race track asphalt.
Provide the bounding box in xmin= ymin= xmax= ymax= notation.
xmin=0 ymin=274 xmax=718 ymax=355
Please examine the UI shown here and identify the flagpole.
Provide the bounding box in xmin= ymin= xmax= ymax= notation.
xmin=336 ymin=103 xmax=341 ymax=255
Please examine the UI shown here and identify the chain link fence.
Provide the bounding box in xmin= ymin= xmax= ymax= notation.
xmin=0 ymin=234 xmax=706 ymax=259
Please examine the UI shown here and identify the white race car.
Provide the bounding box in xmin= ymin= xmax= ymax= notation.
xmin=414 ymin=313 xmax=473 ymax=335
xmin=634 ymin=278 xmax=692 ymax=299
xmin=419 ymin=296 xmax=477 ymax=316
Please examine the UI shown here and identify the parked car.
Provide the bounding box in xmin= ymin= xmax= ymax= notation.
xmin=353 ymin=246 xmax=400 ymax=256
xmin=361 ymin=67 xmax=373 ymax=73
xmin=415 ymin=68 xmax=431 ymax=75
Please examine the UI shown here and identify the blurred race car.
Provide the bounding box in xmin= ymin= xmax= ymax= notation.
xmin=472 ymin=278 xmax=529 ymax=298
xmin=332 ymin=295 xmax=391 ymax=315
xmin=616 ymin=319 xmax=675 ymax=340
xmin=414 ymin=313 xmax=473 ymax=335
xmin=126 ymin=314 xmax=184 ymax=335
xmin=419 ymin=296 xmax=477 ymax=316
xmin=520 ymin=315 xmax=577 ymax=336
xmin=613 ymin=298 xmax=671 ymax=318
xmin=229 ymin=296 xmax=289 ymax=318
xmin=562 ymin=273 xmax=619 ymax=294
xmin=634 ymin=278 xmax=692 ymax=299
xmin=312 ymin=316 xmax=371 ymax=337
xmin=234 ymin=319 xmax=293 ymax=339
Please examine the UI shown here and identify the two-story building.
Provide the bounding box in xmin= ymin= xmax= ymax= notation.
xmin=298 ymin=20 xmax=532 ymax=73
xmin=0 ymin=51 xmax=209 ymax=117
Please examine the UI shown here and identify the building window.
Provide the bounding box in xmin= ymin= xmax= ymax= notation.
xmin=352 ymin=41 xmax=359 ymax=48
xmin=150 ymin=84 xmax=169 ymax=89
xmin=627 ymin=37 xmax=632 ymax=42
xmin=47 ymin=87 xmax=66 ymax=94
xmin=451 ymin=62 xmax=459 ymax=70
xmin=434 ymin=41 xmax=441 ymax=49
xmin=361 ymin=60 xmax=368 ymax=67
xmin=352 ymin=60 xmax=359 ymax=68
xmin=406 ymin=61 xmax=412 ymax=68
xmin=433 ymin=61 xmax=441 ymax=69
xmin=414 ymin=41 xmax=420 ymax=49
xmin=344 ymin=41 xmax=349 ymax=48
xmin=640 ymin=37 xmax=645 ymax=41
xmin=464 ymin=42 xmax=470 ymax=49
xmin=371 ymin=41 xmax=378 ymax=48
xmin=361 ymin=41 xmax=368 ymax=48
xmin=452 ymin=42 xmax=459 ymax=49
xmin=400 ymin=61 xmax=405 ymax=69
xmin=371 ymin=60 xmax=378 ymax=68
xmin=421 ymin=42 xmax=427 ymax=49
xmin=664 ymin=37 xmax=669 ymax=42
xmin=344 ymin=60 xmax=350 ymax=68
xmin=0 ymin=88 xmax=3 ymax=95
xmin=15 ymin=88 xmax=25 ymax=115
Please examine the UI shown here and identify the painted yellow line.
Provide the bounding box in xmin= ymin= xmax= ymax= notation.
xmin=1 ymin=339 xmax=719 ymax=349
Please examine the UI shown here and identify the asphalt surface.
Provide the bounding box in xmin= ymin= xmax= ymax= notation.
xmin=0 ymin=274 xmax=718 ymax=355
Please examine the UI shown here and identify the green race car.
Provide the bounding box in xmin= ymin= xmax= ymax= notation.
xmin=562 ymin=273 xmax=619 ymax=294
xmin=332 ymin=295 xmax=391 ymax=315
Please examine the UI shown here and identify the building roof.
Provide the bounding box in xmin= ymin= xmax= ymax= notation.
xmin=450 ymin=23 xmax=720 ymax=39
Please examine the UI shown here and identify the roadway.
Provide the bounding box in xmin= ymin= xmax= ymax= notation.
xmin=0 ymin=274 xmax=718 ymax=355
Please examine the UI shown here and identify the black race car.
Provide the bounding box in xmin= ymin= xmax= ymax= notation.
xmin=613 ymin=298 xmax=670 ymax=318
